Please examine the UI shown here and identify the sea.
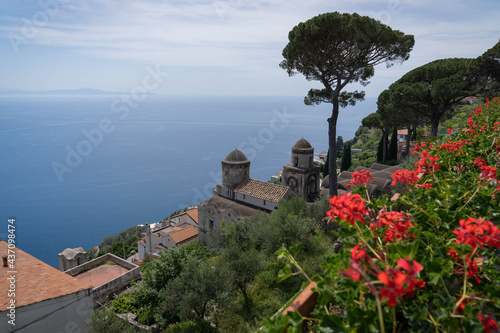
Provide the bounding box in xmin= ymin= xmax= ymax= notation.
xmin=0 ymin=95 xmax=375 ymax=267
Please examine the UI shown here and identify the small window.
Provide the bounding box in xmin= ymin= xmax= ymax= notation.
xmin=209 ymin=220 xmax=214 ymax=229
xmin=243 ymin=194 xmax=246 ymax=199
xmin=263 ymin=200 xmax=266 ymax=205
xmin=294 ymin=157 xmax=298 ymax=167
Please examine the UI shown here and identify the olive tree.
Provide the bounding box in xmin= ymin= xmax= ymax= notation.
xmin=280 ymin=12 xmax=414 ymax=195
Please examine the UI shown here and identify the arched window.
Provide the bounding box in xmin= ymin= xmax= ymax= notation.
xmin=294 ymin=156 xmax=298 ymax=167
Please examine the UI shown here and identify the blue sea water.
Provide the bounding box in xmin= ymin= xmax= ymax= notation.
xmin=0 ymin=95 xmax=375 ymax=267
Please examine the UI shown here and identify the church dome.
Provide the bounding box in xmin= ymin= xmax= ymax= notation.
xmin=293 ymin=138 xmax=313 ymax=150
xmin=222 ymin=149 xmax=250 ymax=163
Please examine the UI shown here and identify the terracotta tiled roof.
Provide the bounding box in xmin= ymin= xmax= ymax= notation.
xmin=235 ymin=178 xmax=289 ymax=202
xmin=186 ymin=209 xmax=198 ymax=224
xmin=73 ymin=264 xmax=129 ymax=288
xmin=0 ymin=240 xmax=92 ymax=310
xmin=169 ymin=225 xmax=198 ymax=244
xmin=170 ymin=208 xmax=199 ymax=224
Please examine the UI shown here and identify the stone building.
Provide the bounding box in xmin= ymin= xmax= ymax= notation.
xmin=282 ymin=138 xmax=320 ymax=200
xmin=1 ymin=240 xmax=94 ymax=333
xmin=198 ymin=148 xmax=297 ymax=246
xmin=199 ymin=138 xmax=320 ymax=247
xmin=137 ymin=222 xmax=198 ymax=260
xmin=58 ymin=247 xmax=88 ymax=271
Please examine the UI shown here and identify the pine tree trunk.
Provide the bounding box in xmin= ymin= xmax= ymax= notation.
xmin=328 ymin=101 xmax=339 ymax=197
xmin=240 ymin=285 xmax=252 ymax=316
xmin=431 ymin=112 xmax=440 ymax=137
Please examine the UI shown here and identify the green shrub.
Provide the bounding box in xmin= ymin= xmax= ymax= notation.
xmin=164 ymin=319 xmax=215 ymax=333
xmin=265 ymin=98 xmax=500 ymax=332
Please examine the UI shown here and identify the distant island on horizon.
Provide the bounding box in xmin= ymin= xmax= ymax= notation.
xmin=0 ymin=87 xmax=157 ymax=96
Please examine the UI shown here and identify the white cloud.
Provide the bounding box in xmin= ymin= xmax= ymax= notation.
xmin=0 ymin=0 xmax=498 ymax=95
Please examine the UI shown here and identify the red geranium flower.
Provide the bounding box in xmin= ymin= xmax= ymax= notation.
xmin=391 ymin=169 xmax=420 ymax=187
xmin=371 ymin=211 xmax=414 ymax=243
xmin=453 ymin=217 xmax=500 ymax=249
xmin=378 ymin=271 xmax=407 ymax=307
xmin=351 ymin=169 xmax=374 ymax=186
xmin=479 ymin=165 xmax=497 ymax=182
xmin=478 ymin=314 xmax=499 ymax=333
xmin=327 ymin=193 xmax=369 ymax=225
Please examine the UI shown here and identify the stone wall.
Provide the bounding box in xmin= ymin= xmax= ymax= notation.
xmin=65 ymin=253 xmax=140 ymax=306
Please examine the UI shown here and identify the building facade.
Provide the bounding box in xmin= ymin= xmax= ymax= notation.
xmin=0 ymin=240 xmax=93 ymax=333
xmin=137 ymin=222 xmax=198 ymax=260
xmin=282 ymin=138 xmax=320 ymax=201
xmin=58 ymin=247 xmax=88 ymax=271
xmin=199 ymin=138 xmax=320 ymax=247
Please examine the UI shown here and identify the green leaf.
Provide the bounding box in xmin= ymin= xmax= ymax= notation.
xmin=460 ymin=317 xmax=484 ymax=333
xmin=277 ymin=265 xmax=293 ymax=283
xmin=290 ymin=242 xmax=304 ymax=257
xmin=393 ymin=240 xmax=420 ymax=259
xmin=274 ymin=244 xmax=289 ymax=257
xmin=318 ymin=313 xmax=346 ymax=332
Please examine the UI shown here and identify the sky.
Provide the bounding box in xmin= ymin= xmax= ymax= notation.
xmin=0 ymin=0 xmax=498 ymax=97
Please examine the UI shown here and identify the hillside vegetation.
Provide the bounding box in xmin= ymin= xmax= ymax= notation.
xmin=265 ymin=98 xmax=500 ymax=332
xmin=90 ymin=197 xmax=336 ymax=332
xmin=87 ymin=225 xmax=146 ymax=260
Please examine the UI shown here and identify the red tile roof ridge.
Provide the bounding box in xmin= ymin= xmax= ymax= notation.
xmin=0 ymin=240 xmax=92 ymax=310
xmin=235 ymin=178 xmax=289 ymax=202
xmin=186 ymin=208 xmax=198 ymax=223
xmin=168 ymin=225 xmax=198 ymax=244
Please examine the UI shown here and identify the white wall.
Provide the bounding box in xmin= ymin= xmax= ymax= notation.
xmin=0 ymin=289 xmax=93 ymax=333
xmin=235 ymin=193 xmax=277 ymax=211
xmin=170 ymin=213 xmax=197 ymax=227
xmin=138 ymin=241 xmax=146 ymax=260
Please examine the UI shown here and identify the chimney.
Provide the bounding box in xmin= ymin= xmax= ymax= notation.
xmin=2 ymin=255 xmax=7 ymax=267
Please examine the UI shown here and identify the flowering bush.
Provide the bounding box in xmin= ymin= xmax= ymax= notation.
xmin=264 ymin=98 xmax=500 ymax=332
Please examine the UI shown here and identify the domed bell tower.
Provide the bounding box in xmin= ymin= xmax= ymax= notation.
xmin=282 ymin=138 xmax=320 ymax=201
xmin=221 ymin=149 xmax=250 ymax=189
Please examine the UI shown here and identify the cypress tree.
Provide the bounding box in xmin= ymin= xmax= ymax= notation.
xmin=377 ymin=136 xmax=384 ymax=162
xmin=336 ymin=136 xmax=343 ymax=159
xmin=341 ymin=144 xmax=351 ymax=171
